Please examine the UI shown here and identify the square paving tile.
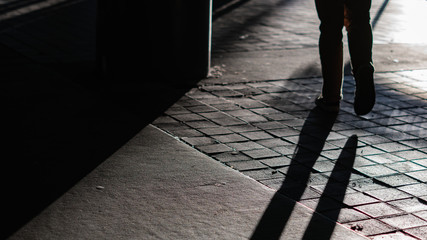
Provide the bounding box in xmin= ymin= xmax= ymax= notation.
xmin=381 ymin=214 xmax=427 ymax=229
xmin=403 ymin=226 xmax=427 ymax=239
xmin=355 ymin=165 xmax=398 ymax=177
xmin=260 ymin=156 xmax=292 ymax=168
xmin=212 ymin=152 xmax=251 ymax=162
xmin=320 ymin=208 xmax=370 ymax=223
xmin=240 ymin=131 xmax=274 ymax=141
xmin=172 ymin=113 xmax=206 ymax=122
xmin=242 ymin=148 xmax=281 ymax=159
xmin=364 ymin=153 xmax=405 ymax=164
xmin=226 ymin=160 xmax=268 ymax=171
xmin=375 ymin=174 xmax=419 ymax=187
xmin=181 ymin=136 xmax=216 ymax=146
xmin=344 ymin=219 xmax=396 ymax=236
xmin=405 ymin=170 xmax=427 ymax=182
xmin=196 ymin=143 xmax=233 ymax=154
xmin=365 ymin=188 xmax=411 ymax=202
xmin=198 ymin=126 xmax=233 ymax=135
xmin=243 ymin=168 xmax=285 ymax=181
xmin=385 ymin=161 xmax=426 ymax=173
xmin=226 ymin=141 xmax=265 ymax=151
xmin=355 ymin=202 xmax=404 ymax=218
xmin=334 ymin=192 xmax=379 ymax=207
xmin=374 ymin=142 xmax=413 ymax=152
xmin=212 ymin=133 xmax=248 ymax=143
xmin=388 ymin=198 xmax=427 ymax=213
xmin=394 ymin=150 xmax=427 ymax=160
xmin=413 ymin=210 xmax=427 ymax=221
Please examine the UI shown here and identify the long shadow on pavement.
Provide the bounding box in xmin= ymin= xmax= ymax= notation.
xmin=250 ymin=108 xmax=357 ymax=239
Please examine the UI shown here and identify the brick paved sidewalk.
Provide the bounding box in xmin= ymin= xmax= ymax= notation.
xmin=153 ymin=0 xmax=427 ymax=238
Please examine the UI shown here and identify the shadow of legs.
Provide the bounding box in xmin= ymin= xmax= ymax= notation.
xmin=250 ymin=107 xmax=338 ymax=240
xmin=302 ymin=135 xmax=358 ymax=240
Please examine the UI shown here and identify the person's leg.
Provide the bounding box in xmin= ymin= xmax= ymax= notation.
xmin=345 ymin=0 xmax=375 ymax=115
xmin=315 ymin=0 xmax=344 ymax=111
xmin=344 ymin=0 xmax=373 ymax=72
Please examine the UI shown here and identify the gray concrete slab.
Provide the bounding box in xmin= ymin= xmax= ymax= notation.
xmin=10 ymin=125 xmax=367 ymax=239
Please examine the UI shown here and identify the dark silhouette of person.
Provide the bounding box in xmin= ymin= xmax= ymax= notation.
xmin=314 ymin=0 xmax=375 ymax=115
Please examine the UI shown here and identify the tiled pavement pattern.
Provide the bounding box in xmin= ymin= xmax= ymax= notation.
xmin=153 ymin=0 xmax=427 ymax=239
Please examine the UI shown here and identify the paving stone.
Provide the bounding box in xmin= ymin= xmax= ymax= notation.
xmin=335 ymin=192 xmax=379 ymax=207
xmin=210 ymin=103 xmax=241 ymax=111
xmin=242 ymin=148 xmax=281 ymax=159
xmin=394 ymin=150 xmax=427 ymax=160
xmin=365 ymin=188 xmax=412 ymax=202
xmin=413 ymin=159 xmax=427 ymax=168
xmin=238 ymin=114 xmax=269 ymax=123
xmin=344 ymin=219 xmax=396 ymax=236
xmin=357 ymin=135 xmax=392 ymax=145
xmin=181 ymin=136 xmax=216 ymax=146
xmin=260 ymin=156 xmax=292 ymax=168
xmin=374 ymin=142 xmax=413 ymax=153
xmin=199 ymin=111 xmax=231 ymax=119
xmin=253 ymin=121 xmax=287 ymax=130
xmin=388 ymin=198 xmax=427 ymax=213
xmin=210 ymin=116 xmax=247 ymax=126
xmin=405 ymin=170 xmax=427 ymax=182
xmin=413 ymin=211 xmax=427 ymax=221
xmin=212 ymin=133 xmax=248 ymax=143
xmin=401 ymin=139 xmax=427 ymax=149
xmin=198 ymin=126 xmax=233 ymax=135
xmin=164 ymin=106 xmax=192 ymax=115
xmin=250 ymin=107 xmax=283 ymax=115
xmin=169 ymin=128 xmax=204 ymax=137
xmin=240 ymin=131 xmax=274 ymax=141
xmin=349 ymin=178 xmax=388 ymax=192
xmin=226 ymin=141 xmax=265 ymax=151
xmin=228 ymin=98 xmax=266 ymax=109
xmin=243 ymin=168 xmax=285 ymax=181
xmin=381 ymin=214 xmax=427 ymax=230
xmin=196 ymin=143 xmax=233 ymax=154
xmin=256 ymin=138 xmax=293 ymax=148
xmin=320 ymin=208 xmax=370 ymax=224
xmin=280 ymin=118 xmax=306 ymax=128
xmin=356 ymin=146 xmax=386 ymax=156
xmin=272 ymin=145 xmax=297 ymax=156
xmin=311 ymin=160 xmax=339 ymax=173
xmin=226 ymin=160 xmax=268 ymax=171
xmin=266 ymin=127 xmax=300 ymax=138
xmin=211 ymin=152 xmax=251 ymax=162
xmin=371 ymin=232 xmax=419 ymax=240
xmin=398 ymin=184 xmax=427 ymax=198
xmin=224 ymin=109 xmax=257 ymax=117
xmin=355 ymin=165 xmax=398 ymax=178
xmin=265 ymin=113 xmax=297 ymax=121
xmin=403 ymin=226 xmax=427 ymax=239
xmin=155 ymin=122 xmax=188 ymax=131
xmin=364 ymin=153 xmax=405 ymax=164
xmin=186 ymin=105 xmax=217 ymax=113
xmin=185 ymin=120 xmax=218 ymax=129
xmin=385 ymin=161 xmax=426 ymax=173
xmin=338 ymin=129 xmax=374 ymax=137
xmin=355 ymin=202 xmax=404 ymax=218
xmin=227 ymin=124 xmax=260 ymax=133
xmin=171 ymin=113 xmax=206 ymax=122
xmin=375 ymin=174 xmax=420 ymax=187
xmin=152 ymin=115 xmax=178 ymax=124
